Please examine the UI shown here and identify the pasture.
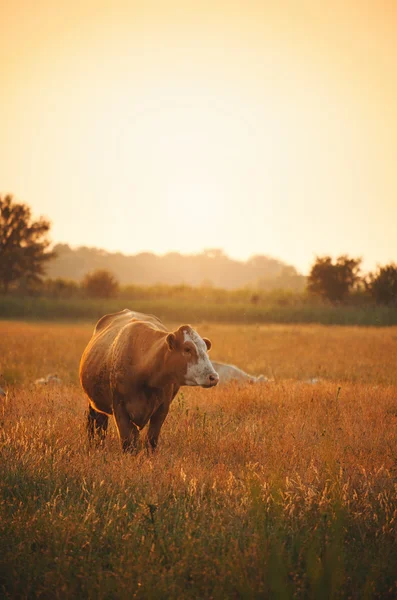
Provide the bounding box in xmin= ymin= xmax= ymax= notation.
xmin=0 ymin=320 xmax=396 ymax=599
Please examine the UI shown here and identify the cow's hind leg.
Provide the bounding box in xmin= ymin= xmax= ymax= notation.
xmin=87 ymin=405 xmax=109 ymax=446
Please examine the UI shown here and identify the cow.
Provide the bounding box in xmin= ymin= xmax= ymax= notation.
xmin=34 ymin=374 xmax=62 ymax=386
xmin=79 ymin=309 xmax=219 ymax=452
xmin=211 ymin=361 xmax=267 ymax=385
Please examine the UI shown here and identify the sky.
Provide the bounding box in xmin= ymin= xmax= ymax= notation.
xmin=1 ymin=0 xmax=396 ymax=275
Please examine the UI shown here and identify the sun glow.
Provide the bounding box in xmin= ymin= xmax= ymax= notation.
xmin=1 ymin=0 xmax=396 ymax=273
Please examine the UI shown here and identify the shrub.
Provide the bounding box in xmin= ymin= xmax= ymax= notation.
xmin=367 ymin=263 xmax=397 ymax=305
xmin=82 ymin=269 xmax=119 ymax=299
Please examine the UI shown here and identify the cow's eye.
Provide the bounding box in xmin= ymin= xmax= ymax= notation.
xmin=184 ymin=347 xmax=191 ymax=355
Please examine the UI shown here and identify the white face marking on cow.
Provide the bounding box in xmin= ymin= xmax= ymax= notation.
xmin=182 ymin=329 xmax=218 ymax=387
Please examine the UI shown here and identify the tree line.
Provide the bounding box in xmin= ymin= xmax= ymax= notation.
xmin=307 ymin=255 xmax=397 ymax=306
xmin=1 ymin=194 xmax=396 ymax=306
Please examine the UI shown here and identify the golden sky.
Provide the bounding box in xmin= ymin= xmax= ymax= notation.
xmin=1 ymin=0 xmax=396 ymax=274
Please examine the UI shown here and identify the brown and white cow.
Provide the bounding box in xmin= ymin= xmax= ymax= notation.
xmin=79 ymin=309 xmax=218 ymax=452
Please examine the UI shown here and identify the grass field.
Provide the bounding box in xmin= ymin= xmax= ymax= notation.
xmin=1 ymin=294 xmax=397 ymax=326
xmin=1 ymin=320 xmax=396 ymax=598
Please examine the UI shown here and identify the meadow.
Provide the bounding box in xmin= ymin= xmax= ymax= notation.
xmin=1 ymin=293 xmax=397 ymax=327
xmin=0 ymin=320 xmax=396 ymax=598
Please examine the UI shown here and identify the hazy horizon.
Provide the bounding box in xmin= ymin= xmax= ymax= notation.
xmin=48 ymin=240 xmax=386 ymax=279
xmin=1 ymin=0 xmax=396 ymax=276
xmin=44 ymin=243 xmax=307 ymax=290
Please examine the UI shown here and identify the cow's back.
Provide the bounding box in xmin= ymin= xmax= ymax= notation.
xmin=210 ymin=361 xmax=258 ymax=384
xmin=94 ymin=309 xmax=166 ymax=335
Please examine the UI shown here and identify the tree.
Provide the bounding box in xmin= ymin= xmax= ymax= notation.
xmin=82 ymin=269 xmax=119 ymax=298
xmin=367 ymin=264 xmax=397 ymax=305
xmin=0 ymin=194 xmax=55 ymax=293
xmin=307 ymin=255 xmax=362 ymax=303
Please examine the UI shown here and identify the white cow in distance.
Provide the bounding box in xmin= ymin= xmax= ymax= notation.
xmin=34 ymin=374 xmax=63 ymax=386
xmin=211 ymin=361 xmax=268 ymax=385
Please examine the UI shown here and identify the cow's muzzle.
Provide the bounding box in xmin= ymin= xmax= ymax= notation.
xmin=203 ymin=372 xmax=219 ymax=388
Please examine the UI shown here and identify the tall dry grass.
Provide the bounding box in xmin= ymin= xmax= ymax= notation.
xmin=0 ymin=320 xmax=396 ymax=598
xmin=1 ymin=320 xmax=397 ymax=386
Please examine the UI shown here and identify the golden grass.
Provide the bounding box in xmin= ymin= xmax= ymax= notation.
xmin=0 ymin=320 xmax=396 ymax=598
xmin=2 ymin=320 xmax=397 ymax=386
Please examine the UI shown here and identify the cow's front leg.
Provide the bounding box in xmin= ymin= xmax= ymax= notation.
xmin=147 ymin=403 xmax=170 ymax=451
xmin=113 ymin=399 xmax=139 ymax=453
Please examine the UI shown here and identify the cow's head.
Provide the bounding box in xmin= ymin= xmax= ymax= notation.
xmin=166 ymin=325 xmax=219 ymax=388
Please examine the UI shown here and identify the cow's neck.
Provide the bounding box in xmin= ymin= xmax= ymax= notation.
xmin=139 ymin=338 xmax=177 ymax=389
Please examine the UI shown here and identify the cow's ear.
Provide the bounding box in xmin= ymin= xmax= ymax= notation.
xmin=203 ymin=337 xmax=212 ymax=351
xmin=166 ymin=333 xmax=176 ymax=350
